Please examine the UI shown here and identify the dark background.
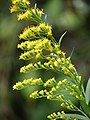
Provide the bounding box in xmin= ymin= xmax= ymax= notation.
xmin=0 ymin=0 xmax=90 ymax=120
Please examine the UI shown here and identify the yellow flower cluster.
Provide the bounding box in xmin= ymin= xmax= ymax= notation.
xmin=17 ymin=8 xmax=43 ymax=21
xmin=29 ymin=90 xmax=39 ymax=99
xmin=20 ymin=62 xmax=43 ymax=73
xmin=13 ymin=81 xmax=24 ymax=90
xmin=10 ymin=0 xmax=43 ymax=22
xmin=47 ymin=111 xmax=78 ymax=120
xmin=13 ymin=78 xmax=43 ymax=90
xmin=17 ymin=10 xmax=32 ymax=20
xmin=30 ymin=89 xmax=48 ymax=99
xmin=10 ymin=0 xmax=30 ymax=13
xmin=11 ymin=0 xmax=30 ymax=5
xmin=61 ymin=102 xmax=74 ymax=110
xmin=10 ymin=1 xmax=87 ymax=120
xmin=18 ymin=38 xmax=52 ymax=60
xmin=19 ymin=23 xmax=52 ymax=40
xmin=44 ymin=78 xmax=56 ymax=87
xmin=47 ymin=111 xmax=66 ymax=120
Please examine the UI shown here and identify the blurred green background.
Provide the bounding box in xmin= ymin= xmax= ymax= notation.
xmin=0 ymin=0 xmax=90 ymax=120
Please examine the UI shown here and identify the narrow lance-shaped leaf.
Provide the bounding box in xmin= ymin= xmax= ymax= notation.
xmin=85 ymin=78 xmax=90 ymax=105
xmin=59 ymin=31 xmax=67 ymax=47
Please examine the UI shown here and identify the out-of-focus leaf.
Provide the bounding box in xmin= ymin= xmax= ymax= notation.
xmin=85 ymin=78 xmax=90 ymax=105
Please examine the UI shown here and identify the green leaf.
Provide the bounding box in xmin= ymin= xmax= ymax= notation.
xmin=85 ymin=78 xmax=90 ymax=105
xmin=60 ymin=113 xmax=89 ymax=120
xmin=80 ymin=100 xmax=90 ymax=117
xmin=59 ymin=31 xmax=67 ymax=47
xmin=70 ymin=47 xmax=74 ymax=58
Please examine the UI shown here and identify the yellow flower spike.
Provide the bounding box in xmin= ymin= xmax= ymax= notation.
xmin=20 ymin=63 xmax=34 ymax=73
xmin=62 ymin=66 xmax=66 ymax=71
xmin=79 ymin=94 xmax=83 ymax=99
xmin=50 ymin=64 xmax=54 ymax=69
xmin=22 ymin=78 xmax=32 ymax=85
xmin=48 ymin=31 xmax=52 ymax=36
xmin=51 ymin=87 xmax=56 ymax=92
xmin=75 ymin=95 xmax=79 ymax=99
xmin=72 ymin=84 xmax=79 ymax=90
xmin=47 ymin=95 xmax=52 ymax=100
xmin=61 ymin=57 xmax=65 ymax=62
xmin=68 ymin=64 xmax=74 ymax=70
xmin=36 ymin=53 xmax=42 ymax=59
xmin=50 ymin=87 xmax=56 ymax=94
xmin=44 ymin=62 xmax=49 ymax=67
xmin=11 ymin=0 xmax=20 ymax=4
xmin=76 ymin=75 xmax=81 ymax=81
xmin=10 ymin=0 xmax=30 ymax=13
xmin=11 ymin=0 xmax=30 ymax=5
xmin=29 ymin=90 xmax=39 ymax=99
xmin=62 ymin=51 xmax=66 ymax=56
xmin=64 ymin=69 xmax=70 ymax=75
xmin=56 ymin=50 xmax=61 ymax=55
xmin=57 ymin=81 xmax=62 ymax=86
xmin=62 ymin=79 xmax=67 ymax=84
xmin=61 ymin=111 xmax=65 ymax=114
xmin=56 ymin=85 xmax=59 ymax=89
xmin=31 ymin=78 xmax=43 ymax=85
xmin=47 ymin=115 xmax=52 ymax=120
xmin=70 ymin=92 xmax=76 ymax=96
xmin=57 ymin=58 xmax=61 ymax=63
xmin=56 ymin=95 xmax=62 ymax=99
xmin=54 ymin=61 xmax=58 ymax=67
xmin=39 ymin=90 xmax=44 ymax=96
xmin=19 ymin=51 xmax=33 ymax=60
xmin=22 ymin=0 xmax=30 ymax=5
xmin=61 ymin=103 xmax=65 ymax=107
xmin=44 ymin=89 xmax=49 ymax=95
xmin=70 ymin=104 xmax=74 ymax=109
xmin=67 ymin=105 xmax=71 ymax=110
xmin=44 ymin=81 xmax=49 ymax=87
xmin=54 ymin=44 xmax=59 ymax=48
xmin=17 ymin=10 xmax=32 ymax=20
xmin=46 ymin=56 xmax=51 ymax=60
xmin=60 ymin=116 xmax=65 ymax=119
xmin=53 ymin=112 xmax=57 ymax=117
xmin=39 ymin=23 xmax=52 ymax=36
xmin=57 ymin=112 xmax=61 ymax=115
xmin=10 ymin=5 xmax=19 ymax=13
xmin=51 ymin=113 xmax=54 ymax=118
xmin=72 ymin=84 xmax=76 ymax=87
xmin=34 ymin=63 xmax=38 ymax=68
xmin=44 ymin=78 xmax=56 ymax=87
xmin=13 ymin=82 xmax=24 ymax=90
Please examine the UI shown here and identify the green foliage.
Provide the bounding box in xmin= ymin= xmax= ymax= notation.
xmin=85 ymin=78 xmax=90 ymax=105
xmin=10 ymin=0 xmax=90 ymax=120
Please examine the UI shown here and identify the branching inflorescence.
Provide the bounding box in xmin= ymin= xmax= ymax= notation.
xmin=10 ymin=0 xmax=90 ymax=120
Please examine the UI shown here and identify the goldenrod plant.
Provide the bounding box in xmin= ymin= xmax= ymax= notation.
xmin=10 ymin=0 xmax=90 ymax=120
